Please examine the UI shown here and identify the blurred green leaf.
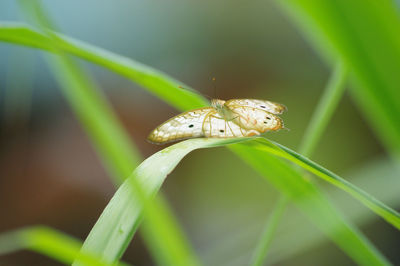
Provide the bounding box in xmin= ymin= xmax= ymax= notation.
xmin=278 ymin=0 xmax=400 ymax=161
xmin=45 ymin=54 xmax=140 ymax=183
xmin=16 ymin=2 xmax=202 ymax=264
xmin=299 ymin=61 xmax=347 ymax=157
xmin=17 ymin=2 xmax=140 ymax=184
xmin=0 ymin=23 xmax=209 ymax=111
xmin=251 ymin=61 xmax=348 ymax=265
xmin=250 ymin=196 xmax=289 ymax=266
xmin=0 ymin=226 xmax=112 ymax=265
xmin=265 ymin=139 xmax=400 ymax=229
xmin=203 ymin=156 xmax=400 ymax=265
xmin=231 ymin=141 xmax=389 ymax=265
xmin=43 ymin=43 xmax=201 ymax=266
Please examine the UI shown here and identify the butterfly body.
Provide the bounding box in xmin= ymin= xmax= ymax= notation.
xmin=148 ymin=98 xmax=286 ymax=144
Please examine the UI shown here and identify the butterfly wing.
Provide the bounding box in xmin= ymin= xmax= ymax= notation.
xmin=147 ymin=107 xmax=214 ymax=144
xmin=228 ymin=105 xmax=284 ymax=133
xmin=148 ymin=99 xmax=286 ymax=144
xmin=225 ymin=99 xmax=287 ymax=114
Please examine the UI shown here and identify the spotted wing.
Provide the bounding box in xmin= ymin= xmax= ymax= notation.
xmin=147 ymin=107 xmax=214 ymax=144
xmin=228 ymin=105 xmax=284 ymax=133
xmin=202 ymin=110 xmax=254 ymax=138
xmin=225 ymin=99 xmax=287 ymax=114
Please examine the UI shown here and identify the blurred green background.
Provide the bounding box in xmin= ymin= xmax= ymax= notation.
xmin=0 ymin=0 xmax=399 ymax=265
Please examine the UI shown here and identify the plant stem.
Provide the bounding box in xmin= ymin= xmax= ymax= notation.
xmin=299 ymin=61 xmax=347 ymax=157
xmin=250 ymin=61 xmax=347 ymax=265
xmin=250 ymin=195 xmax=289 ymax=266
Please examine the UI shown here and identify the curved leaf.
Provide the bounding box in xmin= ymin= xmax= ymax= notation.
xmin=0 ymin=23 xmax=208 ymax=111
xmin=0 ymin=226 xmax=113 ymax=266
xmin=80 ymin=137 xmax=392 ymax=265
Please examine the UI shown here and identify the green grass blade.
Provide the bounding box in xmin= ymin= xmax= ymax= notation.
xmin=45 ymin=54 xmax=140 ymax=183
xmin=268 ymin=141 xmax=400 ymax=230
xmin=139 ymin=195 xmax=200 ymax=266
xmin=0 ymin=226 xmax=114 ymax=265
xmin=42 ymin=40 xmax=201 ymax=266
xmin=78 ymin=136 xmax=392 ymax=265
xmin=299 ymin=61 xmax=347 ymax=157
xmin=250 ymin=196 xmax=289 ymax=266
xmin=278 ymin=0 xmax=400 ymax=161
xmin=18 ymin=1 xmax=141 ymax=184
xmin=18 ymin=3 xmax=202 ymax=264
xmin=0 ymin=23 xmax=208 ymax=111
xmin=3 ymin=46 xmax=34 ymax=130
xmin=230 ymin=142 xmax=389 ymax=266
xmin=250 ymin=61 xmax=348 ymax=265
xmin=76 ymin=138 xmax=248 ymax=264
xmin=201 ymin=157 xmax=399 ymax=265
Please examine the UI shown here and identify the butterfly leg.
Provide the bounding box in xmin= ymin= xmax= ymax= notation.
xmin=236 ymin=115 xmax=247 ymax=136
xmin=209 ymin=114 xmax=237 ymax=137
xmin=227 ymin=115 xmax=240 ymax=122
xmin=225 ymin=114 xmax=247 ymax=136
xmin=225 ymin=120 xmax=237 ymax=137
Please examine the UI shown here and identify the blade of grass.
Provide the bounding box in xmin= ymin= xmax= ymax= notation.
xmin=139 ymin=194 xmax=201 ymax=266
xmin=251 ymin=138 xmax=400 ymax=230
xmin=230 ymin=142 xmax=389 ymax=266
xmin=46 ymin=55 xmax=140 ymax=183
xmin=73 ymin=151 xmax=201 ymax=266
xmin=202 ymin=156 xmax=400 ymax=265
xmin=75 ymin=138 xmax=249 ymax=265
xmin=86 ymin=135 xmax=392 ymax=265
xmin=3 ymin=47 xmax=34 ymax=131
xmin=0 ymin=226 xmax=116 ymax=266
xmin=277 ymin=0 xmax=400 ymax=161
xmin=298 ymin=61 xmax=347 ymax=157
xmin=250 ymin=196 xmax=289 ymax=266
xmin=0 ymin=23 xmax=208 ymax=111
xmin=19 ymin=1 xmax=140 ymax=185
xmin=42 ymin=38 xmax=201 ymax=266
xmin=250 ymin=61 xmax=348 ymax=265
xmin=75 ymin=135 xmax=392 ymax=265
xmin=21 ymin=2 xmax=201 ymax=265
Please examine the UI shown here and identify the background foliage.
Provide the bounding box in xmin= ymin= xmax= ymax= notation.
xmin=0 ymin=0 xmax=399 ymax=265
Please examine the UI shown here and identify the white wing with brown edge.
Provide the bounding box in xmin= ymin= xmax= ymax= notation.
xmin=228 ymin=105 xmax=284 ymax=133
xmin=226 ymin=99 xmax=287 ymax=114
xmin=147 ymin=107 xmax=213 ymax=144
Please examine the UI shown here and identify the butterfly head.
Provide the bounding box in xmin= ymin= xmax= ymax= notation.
xmin=211 ymin=99 xmax=226 ymax=111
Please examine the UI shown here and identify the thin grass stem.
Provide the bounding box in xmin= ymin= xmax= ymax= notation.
xmin=250 ymin=196 xmax=289 ymax=266
xmin=250 ymin=61 xmax=347 ymax=265
xmin=299 ymin=61 xmax=347 ymax=157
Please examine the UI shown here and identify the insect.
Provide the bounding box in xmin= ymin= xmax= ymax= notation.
xmin=148 ymin=99 xmax=286 ymax=144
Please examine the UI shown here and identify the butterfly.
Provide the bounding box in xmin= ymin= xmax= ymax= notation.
xmin=148 ymin=99 xmax=286 ymax=144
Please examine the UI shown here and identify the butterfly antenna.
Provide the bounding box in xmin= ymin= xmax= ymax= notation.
xmin=178 ymin=85 xmax=212 ymax=101
xmin=212 ymin=77 xmax=217 ymax=99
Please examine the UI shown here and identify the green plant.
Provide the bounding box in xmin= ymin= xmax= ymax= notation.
xmin=0 ymin=1 xmax=399 ymax=265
